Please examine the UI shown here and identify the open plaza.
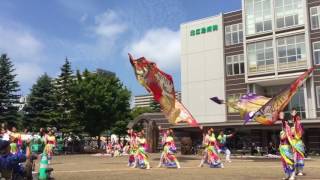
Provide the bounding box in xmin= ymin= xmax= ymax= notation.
xmin=49 ymin=154 xmax=320 ymax=180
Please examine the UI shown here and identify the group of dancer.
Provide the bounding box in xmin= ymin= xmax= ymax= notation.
xmin=199 ymin=128 xmax=234 ymax=168
xmin=127 ymin=108 xmax=305 ymax=180
xmin=279 ymin=108 xmax=305 ymax=180
xmin=126 ymin=127 xmax=233 ymax=169
xmin=0 ymin=126 xmax=57 ymax=163
xmin=0 ymin=126 xmax=57 ymax=179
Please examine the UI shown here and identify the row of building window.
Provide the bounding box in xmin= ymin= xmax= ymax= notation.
xmin=226 ymin=2 xmax=320 ymax=46
xmin=247 ymin=34 xmax=306 ymax=75
xmin=244 ymin=0 xmax=304 ymax=36
xmin=227 ymin=39 xmax=320 ymax=76
xmin=247 ymin=40 xmax=274 ymax=74
xmin=245 ymin=0 xmax=272 ymax=35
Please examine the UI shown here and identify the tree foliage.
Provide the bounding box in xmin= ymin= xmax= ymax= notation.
xmin=54 ymin=58 xmax=75 ymax=133
xmin=23 ymin=74 xmax=57 ymax=131
xmin=71 ymin=70 xmax=131 ymax=137
xmin=130 ymin=107 xmax=153 ymax=119
xmin=0 ymin=54 xmax=20 ymax=126
xmin=150 ymin=99 xmax=161 ymax=112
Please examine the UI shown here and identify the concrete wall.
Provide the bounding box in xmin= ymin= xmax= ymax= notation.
xmin=180 ymin=14 xmax=226 ymax=123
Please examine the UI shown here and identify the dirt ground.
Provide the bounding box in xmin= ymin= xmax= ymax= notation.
xmin=42 ymin=154 xmax=320 ymax=180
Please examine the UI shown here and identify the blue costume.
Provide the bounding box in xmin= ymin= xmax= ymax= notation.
xmin=0 ymin=140 xmax=27 ymax=178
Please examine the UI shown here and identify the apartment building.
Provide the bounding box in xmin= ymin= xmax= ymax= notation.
xmin=178 ymin=0 xmax=320 ymax=152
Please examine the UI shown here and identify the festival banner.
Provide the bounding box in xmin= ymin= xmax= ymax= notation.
xmin=252 ymin=67 xmax=314 ymax=125
xmin=129 ymin=54 xmax=198 ymax=126
xmin=211 ymin=67 xmax=314 ymax=125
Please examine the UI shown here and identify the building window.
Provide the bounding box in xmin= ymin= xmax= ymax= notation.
xmin=313 ymin=42 xmax=320 ymax=65
xmin=247 ymin=40 xmax=274 ymax=75
xmin=284 ymin=88 xmax=306 ymax=118
xmin=227 ymin=94 xmax=243 ymax=113
xmin=275 ymin=0 xmax=304 ymax=29
xmin=277 ymin=34 xmax=306 ymax=70
xmin=225 ymin=23 xmax=243 ymax=46
xmin=317 ymin=86 xmax=320 ymax=108
xmin=226 ymin=54 xmax=245 ymax=76
xmin=310 ymin=6 xmax=320 ymax=30
xmin=245 ymin=0 xmax=272 ymax=36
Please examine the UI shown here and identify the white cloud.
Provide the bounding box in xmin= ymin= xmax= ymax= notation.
xmin=15 ymin=63 xmax=43 ymax=84
xmin=0 ymin=26 xmax=43 ymax=61
xmin=0 ymin=22 xmax=46 ymax=93
xmin=80 ymin=13 xmax=88 ymax=23
xmin=127 ymin=28 xmax=180 ymax=70
xmin=93 ymin=10 xmax=127 ymax=39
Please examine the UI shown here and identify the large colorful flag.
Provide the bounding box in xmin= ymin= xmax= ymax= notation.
xmin=211 ymin=93 xmax=272 ymax=125
xmin=174 ymin=100 xmax=198 ymax=126
xmin=129 ymin=54 xmax=198 ymax=126
xmin=211 ymin=67 xmax=314 ymax=125
xmin=252 ymin=67 xmax=314 ymax=125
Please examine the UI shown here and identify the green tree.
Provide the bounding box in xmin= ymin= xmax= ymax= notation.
xmin=71 ymin=70 xmax=131 ymax=143
xmin=23 ymin=74 xmax=57 ymax=131
xmin=111 ymin=120 xmax=130 ymax=136
xmin=0 ymin=54 xmax=20 ymax=126
xmin=150 ymin=99 xmax=161 ymax=112
xmin=130 ymin=106 xmax=153 ymax=119
xmin=54 ymin=58 xmax=75 ymax=133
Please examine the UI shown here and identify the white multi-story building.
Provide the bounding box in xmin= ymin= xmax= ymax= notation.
xmin=181 ymin=14 xmax=226 ymax=123
xmin=177 ymin=0 xmax=320 ymax=152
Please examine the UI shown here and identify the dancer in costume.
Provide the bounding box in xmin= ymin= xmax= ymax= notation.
xmin=10 ymin=127 xmax=21 ymax=154
xmin=290 ymin=108 xmax=305 ymax=176
xmin=279 ymin=111 xmax=295 ymax=180
xmin=157 ymin=126 xmax=168 ymax=167
xmin=44 ymin=130 xmax=56 ymax=164
xmin=217 ymin=130 xmax=234 ymax=163
xmin=199 ymin=128 xmax=223 ymax=168
xmin=158 ymin=128 xmax=181 ymax=168
xmin=127 ymin=129 xmax=138 ymax=167
xmin=199 ymin=129 xmax=212 ymax=167
xmin=134 ymin=130 xmax=150 ymax=169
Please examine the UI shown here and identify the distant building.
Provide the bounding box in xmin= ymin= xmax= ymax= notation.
xmin=94 ymin=69 xmax=115 ymax=76
xmin=12 ymin=96 xmax=27 ymax=111
xmin=133 ymin=92 xmax=181 ymax=108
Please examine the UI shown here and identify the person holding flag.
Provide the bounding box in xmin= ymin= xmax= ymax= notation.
xmin=217 ymin=130 xmax=235 ymax=163
xmin=290 ymin=108 xmax=305 ymax=176
xmin=279 ymin=111 xmax=295 ymax=180
xmin=199 ymin=128 xmax=223 ymax=168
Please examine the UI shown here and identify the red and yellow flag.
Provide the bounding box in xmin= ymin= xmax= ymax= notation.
xmin=129 ymin=54 xmax=198 ymax=126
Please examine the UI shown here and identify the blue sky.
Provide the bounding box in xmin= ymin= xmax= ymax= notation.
xmin=0 ymin=0 xmax=241 ymax=96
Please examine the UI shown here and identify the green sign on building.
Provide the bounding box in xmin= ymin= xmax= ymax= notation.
xmin=190 ymin=25 xmax=218 ymax=36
